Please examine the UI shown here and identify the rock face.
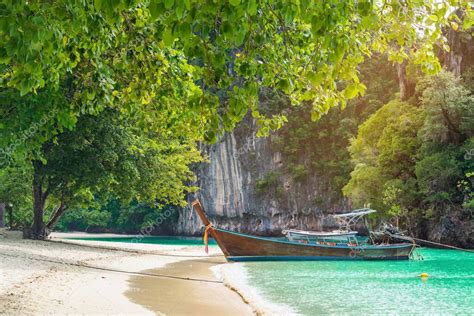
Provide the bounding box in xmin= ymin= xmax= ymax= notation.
xmin=423 ymin=211 xmax=474 ymax=249
xmin=175 ymin=116 xmax=349 ymax=236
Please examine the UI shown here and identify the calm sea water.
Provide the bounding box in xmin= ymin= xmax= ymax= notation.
xmin=243 ymin=248 xmax=474 ymax=315
xmin=71 ymin=237 xmax=473 ymax=314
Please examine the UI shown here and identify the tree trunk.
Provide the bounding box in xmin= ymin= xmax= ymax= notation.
xmin=6 ymin=204 xmax=13 ymax=229
xmin=31 ymin=175 xmax=45 ymax=239
xmin=31 ymin=160 xmax=48 ymax=240
xmin=440 ymin=9 xmax=474 ymax=77
xmin=440 ymin=105 xmax=463 ymax=144
xmin=0 ymin=202 xmax=4 ymax=228
xmin=397 ymin=60 xmax=415 ymax=101
xmin=445 ymin=27 xmax=462 ymax=77
xmin=46 ymin=203 xmax=67 ymax=231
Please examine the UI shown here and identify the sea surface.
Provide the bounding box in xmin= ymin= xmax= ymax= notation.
xmin=240 ymin=248 xmax=474 ymax=315
xmin=71 ymin=236 xmax=473 ymax=315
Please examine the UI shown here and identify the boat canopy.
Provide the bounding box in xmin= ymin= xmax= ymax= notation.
xmin=333 ymin=208 xmax=376 ymax=231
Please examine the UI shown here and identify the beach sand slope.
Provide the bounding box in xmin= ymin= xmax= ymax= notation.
xmin=0 ymin=231 xmax=253 ymax=315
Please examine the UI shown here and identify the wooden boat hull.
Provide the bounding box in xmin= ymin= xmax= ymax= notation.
xmin=191 ymin=199 xmax=415 ymax=261
xmin=214 ymin=228 xmax=414 ymax=261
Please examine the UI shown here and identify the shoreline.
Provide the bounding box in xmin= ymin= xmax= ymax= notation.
xmin=213 ymin=263 xmax=298 ymax=316
xmin=0 ymin=231 xmax=256 ymax=315
xmin=126 ymin=258 xmax=253 ymax=315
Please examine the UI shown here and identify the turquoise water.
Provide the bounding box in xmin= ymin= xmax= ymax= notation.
xmin=68 ymin=236 xmax=217 ymax=246
xmin=71 ymin=237 xmax=473 ymax=314
xmin=243 ymin=248 xmax=474 ymax=315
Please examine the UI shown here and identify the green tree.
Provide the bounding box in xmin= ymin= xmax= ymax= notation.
xmin=344 ymin=70 xmax=473 ymax=235
xmin=415 ymin=148 xmax=463 ymax=208
xmin=0 ymin=165 xmax=32 ymax=228
xmin=55 ymin=207 xmax=112 ymax=233
xmin=343 ymin=99 xmax=424 ymax=219
xmin=56 ymin=200 xmax=178 ymax=234
xmin=417 ymin=71 xmax=474 ymax=145
xmin=27 ymin=109 xmax=202 ymax=239
xmin=1 ymin=1 xmax=470 ymax=148
xmin=414 ymin=71 xmax=474 ymax=219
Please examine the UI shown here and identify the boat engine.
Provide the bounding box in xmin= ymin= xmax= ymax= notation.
xmin=369 ymin=223 xmax=415 ymax=245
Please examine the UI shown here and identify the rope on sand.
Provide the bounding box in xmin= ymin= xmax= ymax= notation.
xmin=0 ymin=252 xmax=224 ymax=284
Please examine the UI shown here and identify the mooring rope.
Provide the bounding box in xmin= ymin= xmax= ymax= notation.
xmin=203 ymin=224 xmax=213 ymax=254
xmin=50 ymin=239 xmax=225 ymax=258
xmin=0 ymin=252 xmax=223 ymax=284
xmin=412 ymin=238 xmax=474 ymax=253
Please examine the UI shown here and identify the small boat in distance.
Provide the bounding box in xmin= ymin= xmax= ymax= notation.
xmin=282 ymin=208 xmax=376 ymax=243
xmin=192 ymin=200 xmax=415 ymax=261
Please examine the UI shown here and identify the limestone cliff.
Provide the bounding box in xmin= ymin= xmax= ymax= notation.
xmin=175 ymin=116 xmax=349 ymax=235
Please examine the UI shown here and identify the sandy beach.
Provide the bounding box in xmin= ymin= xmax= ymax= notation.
xmin=0 ymin=230 xmax=253 ymax=315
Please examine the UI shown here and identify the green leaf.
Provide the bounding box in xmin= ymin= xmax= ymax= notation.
xmin=310 ymin=110 xmax=321 ymax=121
xmin=277 ymin=79 xmax=290 ymax=94
xmin=307 ymin=71 xmax=324 ymax=86
xmin=162 ymin=27 xmax=174 ymax=46
xmin=86 ymin=89 xmax=96 ymax=101
xmin=164 ymin=0 xmax=174 ymax=10
xmin=148 ymin=2 xmax=163 ymax=20
xmin=344 ymin=83 xmax=359 ymax=99
xmin=247 ymin=0 xmax=257 ymax=15
xmin=311 ymin=16 xmax=323 ymax=34
xmin=19 ymin=79 xmax=31 ymax=96
xmin=176 ymin=1 xmax=185 ymax=19
xmin=463 ymin=11 xmax=474 ymax=29
xmin=94 ymin=0 xmax=103 ymax=10
xmin=235 ymin=31 xmax=246 ymax=46
xmin=179 ymin=22 xmax=191 ymax=38
xmin=0 ymin=47 xmax=11 ymax=64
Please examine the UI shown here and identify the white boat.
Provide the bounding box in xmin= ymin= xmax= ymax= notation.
xmin=282 ymin=208 xmax=376 ymax=243
xmin=283 ymin=229 xmax=358 ymax=242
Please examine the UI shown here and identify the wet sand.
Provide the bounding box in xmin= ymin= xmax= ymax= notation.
xmin=126 ymin=256 xmax=254 ymax=315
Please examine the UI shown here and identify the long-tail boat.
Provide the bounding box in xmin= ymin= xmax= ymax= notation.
xmin=192 ymin=199 xmax=415 ymax=261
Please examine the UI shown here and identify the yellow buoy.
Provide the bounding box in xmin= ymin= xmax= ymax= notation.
xmin=419 ymin=272 xmax=429 ymax=278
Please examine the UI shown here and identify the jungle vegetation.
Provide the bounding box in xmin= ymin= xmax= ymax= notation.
xmin=0 ymin=1 xmax=472 ymax=239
